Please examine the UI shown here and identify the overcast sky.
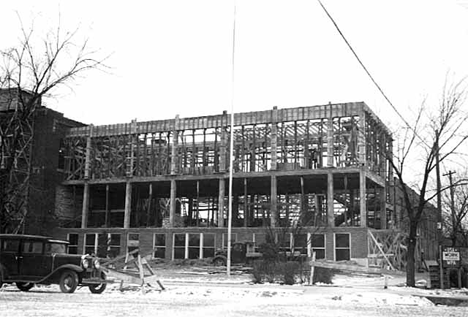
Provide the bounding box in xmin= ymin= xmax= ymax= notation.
xmin=1 ymin=0 xmax=468 ymax=129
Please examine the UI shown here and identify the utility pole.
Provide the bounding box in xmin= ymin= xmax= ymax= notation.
xmin=435 ymin=132 xmax=443 ymax=238
xmin=443 ymin=170 xmax=456 ymax=246
xmin=435 ymin=131 xmax=444 ymax=288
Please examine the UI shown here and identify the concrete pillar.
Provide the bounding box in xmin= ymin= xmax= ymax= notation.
xmin=271 ymin=106 xmax=278 ymax=170
xmin=271 ymin=175 xmax=278 ymax=227
xmin=148 ymin=183 xmax=153 ymax=226
xmin=220 ymin=111 xmax=227 ymax=172
xmin=357 ymin=107 xmax=367 ymax=227
xmin=81 ymin=124 xmax=94 ymax=229
xmin=171 ymin=115 xmax=180 ymax=175
xmin=380 ymin=187 xmax=387 ymax=229
xmin=81 ymin=182 xmax=90 ymax=229
xmin=327 ymin=105 xmax=334 ymax=168
xmin=360 ymin=168 xmax=367 ymax=227
xmin=314 ymin=195 xmax=321 ymax=225
xmin=84 ymin=125 xmax=93 ymax=179
xmin=218 ymin=178 xmax=225 ymax=227
xmin=124 ymin=180 xmax=132 ymax=229
xmin=104 ymin=184 xmax=110 ymax=227
xmin=127 ymin=120 xmax=137 ymax=177
xmin=170 ymin=179 xmax=177 ymax=226
xmin=343 ymin=176 xmax=348 ymax=225
xmin=358 ymin=109 xmax=367 ymax=166
xmin=300 ymin=176 xmax=305 ymax=216
xmin=243 ymin=178 xmax=248 ymax=227
xmin=327 ymin=172 xmax=335 ymax=227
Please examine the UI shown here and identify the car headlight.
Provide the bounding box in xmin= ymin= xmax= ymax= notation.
xmin=93 ymin=258 xmax=101 ymax=269
xmin=82 ymin=258 xmax=90 ymax=269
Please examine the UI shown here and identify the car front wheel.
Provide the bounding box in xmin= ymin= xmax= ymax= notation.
xmin=16 ymin=282 xmax=34 ymax=291
xmin=59 ymin=270 xmax=79 ymax=293
xmin=89 ymin=272 xmax=107 ymax=294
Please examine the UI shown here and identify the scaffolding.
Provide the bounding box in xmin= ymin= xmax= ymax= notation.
xmin=0 ymin=89 xmax=37 ymax=233
xmin=58 ymin=102 xmax=394 ymax=231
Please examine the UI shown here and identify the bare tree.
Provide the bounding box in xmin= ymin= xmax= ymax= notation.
xmin=388 ymin=79 xmax=468 ymax=287
xmin=442 ymin=170 xmax=468 ymax=247
xmin=0 ymin=16 xmax=107 ymax=233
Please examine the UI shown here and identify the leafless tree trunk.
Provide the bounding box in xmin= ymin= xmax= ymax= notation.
xmin=0 ymin=16 xmax=108 ymax=233
xmin=388 ymin=78 xmax=468 ymax=287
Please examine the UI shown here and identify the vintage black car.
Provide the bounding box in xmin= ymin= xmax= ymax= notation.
xmin=0 ymin=234 xmax=107 ymax=294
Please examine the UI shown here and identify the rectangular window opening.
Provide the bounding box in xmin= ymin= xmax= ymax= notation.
xmin=335 ymin=233 xmax=350 ymax=261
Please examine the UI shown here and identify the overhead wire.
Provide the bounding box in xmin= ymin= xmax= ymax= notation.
xmin=317 ymin=0 xmax=428 ymax=146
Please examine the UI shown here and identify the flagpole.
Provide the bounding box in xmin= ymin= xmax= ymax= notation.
xmin=227 ymin=0 xmax=237 ymax=277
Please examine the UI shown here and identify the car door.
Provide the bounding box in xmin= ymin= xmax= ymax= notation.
xmin=232 ymin=243 xmax=246 ymax=262
xmin=19 ymin=239 xmax=47 ymax=281
xmin=42 ymin=242 xmax=68 ymax=273
xmin=0 ymin=238 xmax=21 ymax=277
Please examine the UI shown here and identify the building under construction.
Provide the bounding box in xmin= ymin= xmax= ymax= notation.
xmin=51 ymin=101 xmax=437 ymax=269
xmin=0 ymin=93 xmax=438 ymax=269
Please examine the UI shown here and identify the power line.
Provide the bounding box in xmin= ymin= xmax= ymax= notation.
xmin=316 ymin=0 xmax=419 ymax=138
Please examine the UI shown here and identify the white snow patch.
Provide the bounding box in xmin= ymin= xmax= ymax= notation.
xmin=336 ymin=292 xmax=434 ymax=307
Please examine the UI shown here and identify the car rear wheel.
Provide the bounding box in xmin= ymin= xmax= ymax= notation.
xmin=213 ymin=257 xmax=227 ymax=266
xmin=59 ymin=270 xmax=79 ymax=293
xmin=16 ymin=282 xmax=34 ymax=291
xmin=89 ymin=272 xmax=107 ymax=294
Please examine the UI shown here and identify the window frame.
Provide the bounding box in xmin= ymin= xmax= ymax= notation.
xmin=310 ymin=233 xmax=326 ymax=259
xmin=83 ymin=233 xmax=122 ymax=257
xmin=172 ymin=233 xmax=216 ymax=260
xmin=222 ymin=233 xmax=237 ymax=249
xmin=334 ymin=232 xmax=351 ymax=261
xmin=67 ymin=233 xmax=79 ymax=254
xmin=253 ymin=233 xmax=266 ymax=252
xmin=153 ymin=233 xmax=166 ymax=259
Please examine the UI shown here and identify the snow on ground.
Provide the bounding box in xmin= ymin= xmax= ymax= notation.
xmin=104 ymin=269 xmax=468 ymax=308
xmin=2 ymin=268 xmax=468 ymax=317
xmin=335 ymin=292 xmax=434 ymax=306
xmin=2 ymin=272 xmax=468 ymax=317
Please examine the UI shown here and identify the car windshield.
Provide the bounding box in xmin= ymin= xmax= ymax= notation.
xmin=46 ymin=243 xmax=67 ymax=254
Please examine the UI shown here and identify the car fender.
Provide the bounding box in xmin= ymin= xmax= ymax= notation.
xmin=34 ymin=264 xmax=84 ymax=284
xmin=54 ymin=264 xmax=84 ymax=273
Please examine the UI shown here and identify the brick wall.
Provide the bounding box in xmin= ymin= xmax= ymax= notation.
xmin=55 ymin=185 xmax=83 ymax=227
xmin=55 ymin=226 xmax=371 ymax=263
xmin=25 ymin=107 xmax=84 ymax=234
